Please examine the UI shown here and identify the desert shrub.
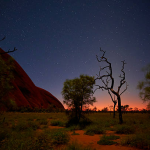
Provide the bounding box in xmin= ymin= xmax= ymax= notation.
xmin=12 ymin=121 xmax=40 ymax=131
xmin=38 ymin=119 xmax=48 ymax=125
xmin=63 ymin=141 xmax=93 ymax=150
xmin=78 ymin=116 xmax=92 ymax=129
xmin=1 ymin=130 xmax=34 ymax=150
xmin=11 ymin=121 xmax=29 ymax=131
xmin=85 ymin=125 xmax=105 ymax=136
xmin=114 ymin=124 xmax=135 ymax=134
xmin=28 ymin=121 xmax=40 ymax=130
xmin=103 ymin=134 xmax=120 ymax=140
xmin=97 ymin=135 xmax=118 ymax=145
xmin=31 ymin=133 xmax=52 ymax=150
xmin=51 ymin=120 xmax=65 ymax=127
xmin=121 ymin=132 xmax=150 ymax=149
xmin=45 ymin=128 xmax=70 ymax=145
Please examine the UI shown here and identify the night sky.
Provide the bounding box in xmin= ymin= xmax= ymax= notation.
xmin=0 ymin=0 xmax=150 ymax=110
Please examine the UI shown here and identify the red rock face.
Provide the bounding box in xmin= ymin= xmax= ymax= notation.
xmin=0 ymin=48 xmax=64 ymax=110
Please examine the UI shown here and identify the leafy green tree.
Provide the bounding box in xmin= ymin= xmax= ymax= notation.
xmin=62 ymin=74 xmax=96 ymax=122
xmin=137 ymin=64 xmax=150 ymax=102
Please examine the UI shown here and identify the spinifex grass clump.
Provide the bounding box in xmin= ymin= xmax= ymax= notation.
xmin=38 ymin=118 xmax=48 ymax=125
xmin=97 ymin=134 xmax=119 ymax=145
xmin=121 ymin=132 xmax=150 ymax=149
xmin=51 ymin=120 xmax=65 ymax=127
xmin=12 ymin=121 xmax=40 ymax=131
xmin=11 ymin=121 xmax=29 ymax=131
xmin=114 ymin=124 xmax=135 ymax=134
xmin=45 ymin=128 xmax=70 ymax=145
xmin=85 ymin=125 xmax=105 ymax=136
xmin=62 ymin=141 xmax=93 ymax=150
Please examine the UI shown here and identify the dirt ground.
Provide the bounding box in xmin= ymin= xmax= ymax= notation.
xmin=47 ymin=125 xmax=140 ymax=150
xmin=68 ymin=130 xmax=140 ymax=150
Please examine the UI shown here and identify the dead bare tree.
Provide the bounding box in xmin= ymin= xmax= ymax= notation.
xmin=94 ymin=48 xmax=128 ymax=124
xmin=108 ymin=91 xmax=117 ymax=118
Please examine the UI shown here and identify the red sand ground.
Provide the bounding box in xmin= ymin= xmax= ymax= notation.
xmin=47 ymin=125 xmax=140 ymax=150
xmin=68 ymin=130 xmax=140 ymax=150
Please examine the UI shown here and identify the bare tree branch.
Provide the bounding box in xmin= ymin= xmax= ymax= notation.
xmin=118 ymin=60 xmax=126 ymax=93
xmin=0 ymin=36 xmax=17 ymax=54
xmin=0 ymin=36 xmax=6 ymax=42
xmin=95 ymin=48 xmax=128 ymax=124
xmin=120 ymin=82 xmax=128 ymax=95
xmin=0 ymin=47 xmax=17 ymax=54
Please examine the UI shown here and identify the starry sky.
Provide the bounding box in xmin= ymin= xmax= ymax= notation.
xmin=0 ymin=0 xmax=150 ymax=110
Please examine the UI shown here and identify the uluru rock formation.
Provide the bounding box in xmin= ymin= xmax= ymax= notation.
xmin=0 ymin=48 xmax=64 ymax=110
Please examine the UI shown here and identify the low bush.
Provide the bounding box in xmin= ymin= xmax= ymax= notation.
xmin=85 ymin=125 xmax=105 ymax=136
xmin=51 ymin=120 xmax=65 ymax=127
xmin=97 ymin=135 xmax=118 ymax=145
xmin=121 ymin=132 xmax=150 ymax=149
xmin=45 ymin=129 xmax=70 ymax=145
xmin=38 ymin=119 xmax=48 ymax=125
xmin=114 ymin=124 xmax=135 ymax=134
xmin=28 ymin=121 xmax=40 ymax=130
xmin=63 ymin=141 xmax=93 ymax=150
xmin=104 ymin=134 xmax=120 ymax=140
xmin=11 ymin=121 xmax=29 ymax=131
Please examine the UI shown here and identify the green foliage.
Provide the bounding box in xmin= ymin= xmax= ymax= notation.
xmin=121 ymin=132 xmax=150 ymax=149
xmin=38 ymin=119 xmax=48 ymax=125
xmin=62 ymin=74 xmax=96 ymax=122
xmin=51 ymin=120 xmax=65 ymax=127
xmin=1 ymin=112 xmax=150 ymax=150
xmin=63 ymin=141 xmax=93 ymax=150
xmin=103 ymin=134 xmax=120 ymax=140
xmin=62 ymin=74 xmax=96 ymax=107
xmin=97 ymin=135 xmax=118 ymax=145
xmin=114 ymin=124 xmax=135 ymax=134
xmin=85 ymin=125 xmax=105 ymax=136
xmin=12 ymin=121 xmax=29 ymax=131
xmin=28 ymin=121 xmax=40 ymax=130
xmin=12 ymin=121 xmax=40 ymax=131
xmin=45 ymin=128 xmax=70 ymax=145
xmin=137 ymin=63 xmax=150 ymax=102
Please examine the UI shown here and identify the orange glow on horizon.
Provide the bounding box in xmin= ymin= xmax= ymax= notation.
xmin=62 ymin=95 xmax=147 ymax=111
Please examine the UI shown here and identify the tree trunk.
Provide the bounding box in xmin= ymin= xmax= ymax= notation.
xmin=78 ymin=103 xmax=83 ymax=122
xmin=113 ymin=104 xmax=116 ymax=118
xmin=75 ymin=107 xmax=78 ymax=122
xmin=117 ymin=95 xmax=123 ymax=124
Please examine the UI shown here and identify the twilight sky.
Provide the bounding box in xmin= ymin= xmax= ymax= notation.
xmin=0 ymin=0 xmax=150 ymax=110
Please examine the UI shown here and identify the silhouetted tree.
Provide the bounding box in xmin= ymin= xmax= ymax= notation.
xmin=62 ymin=74 xmax=96 ymax=123
xmin=109 ymin=94 xmax=117 ymax=118
xmin=122 ymin=105 xmax=129 ymax=112
xmin=94 ymin=48 xmax=128 ymax=124
xmin=101 ymin=107 xmax=108 ymax=112
xmin=93 ymin=106 xmax=97 ymax=112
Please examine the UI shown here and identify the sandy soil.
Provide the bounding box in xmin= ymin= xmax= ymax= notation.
xmin=41 ymin=126 xmax=140 ymax=150
xmin=68 ymin=130 xmax=140 ymax=150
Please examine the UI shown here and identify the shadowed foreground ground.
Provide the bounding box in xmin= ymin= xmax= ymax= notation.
xmin=0 ymin=112 xmax=149 ymax=150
